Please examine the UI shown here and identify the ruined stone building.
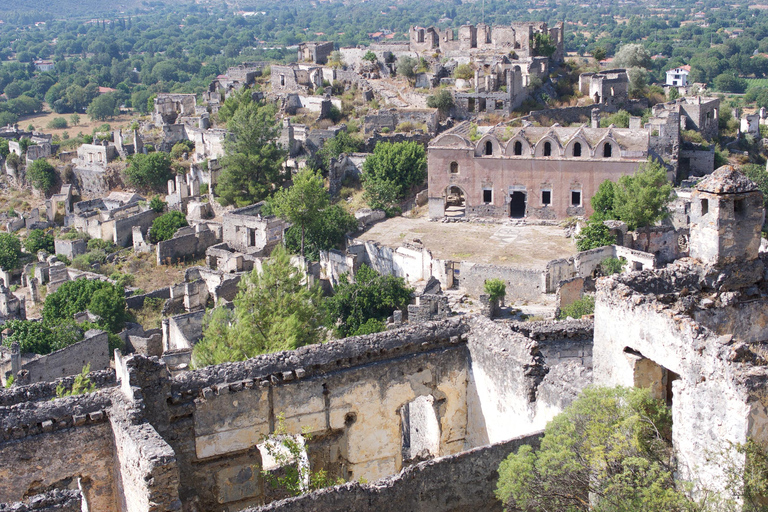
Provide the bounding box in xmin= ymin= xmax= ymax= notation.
xmin=270 ymin=64 xmax=324 ymax=95
xmin=594 ymin=166 xmax=768 ymax=496
xmin=211 ymin=62 xmax=268 ymax=94
xmin=70 ymin=192 xmax=158 ymax=247
xmin=206 ymin=203 xmax=288 ymax=272
xmin=652 ymin=95 xmax=721 ymax=141
xmin=297 ymin=41 xmax=334 ymax=65
xmin=427 ymin=121 xmax=650 ymax=220
xmin=578 ymin=69 xmax=630 ymax=107
xmin=409 ymin=22 xmax=564 ymax=63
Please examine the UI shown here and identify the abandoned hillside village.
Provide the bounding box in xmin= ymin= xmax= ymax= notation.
xmin=1 ymin=19 xmax=768 ymax=512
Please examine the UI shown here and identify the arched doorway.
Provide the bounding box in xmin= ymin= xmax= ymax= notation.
xmin=445 ymin=186 xmax=466 ymax=217
xmin=509 ymin=191 xmax=526 ymax=218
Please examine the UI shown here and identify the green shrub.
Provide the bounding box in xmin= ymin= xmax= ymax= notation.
xmin=484 ymin=279 xmax=506 ymax=302
xmin=149 ymin=211 xmax=188 ymax=243
xmin=149 ymin=196 xmax=166 ymax=213
xmin=26 ymin=159 xmax=57 ymax=193
xmin=600 ymin=257 xmax=626 ymax=275
xmin=47 ymin=117 xmax=68 ymax=129
xmin=557 ymin=295 xmax=595 ymax=319
xmin=43 ymin=278 xmax=127 ymax=333
xmin=87 ymin=238 xmax=117 ymax=253
xmin=0 ymin=233 xmax=22 ymax=270
xmin=24 ymin=229 xmax=54 ymax=254
xmin=576 ymin=221 xmax=616 ymax=251
xmin=170 ymin=140 xmax=194 ymax=160
xmin=55 ymin=364 xmax=96 ymax=398
xmin=71 ymin=250 xmax=108 ymax=270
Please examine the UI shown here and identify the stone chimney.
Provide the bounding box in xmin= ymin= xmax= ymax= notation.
xmin=591 ymin=108 xmax=601 ymax=129
xmin=10 ymin=340 xmax=20 ymax=379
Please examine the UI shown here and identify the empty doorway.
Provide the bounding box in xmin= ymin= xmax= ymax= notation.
xmin=509 ymin=191 xmax=526 ymax=218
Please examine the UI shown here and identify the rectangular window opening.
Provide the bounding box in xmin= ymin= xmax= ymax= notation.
xmin=701 ymin=198 xmax=709 ymax=216
xmin=571 ymin=190 xmax=581 ymax=207
xmin=734 ymin=198 xmax=746 ymax=218
xmin=483 ymin=189 xmax=492 ymax=204
xmin=542 ymin=190 xmax=551 ymax=206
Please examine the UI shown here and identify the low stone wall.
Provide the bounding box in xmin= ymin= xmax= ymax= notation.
xmin=0 ymin=490 xmax=82 ymax=511
xmin=7 ymin=331 xmax=110 ymax=386
xmin=156 ymin=226 xmax=220 ymax=266
xmin=459 ymin=262 xmax=545 ymax=301
xmin=0 ymin=369 xmax=115 ymax=407
xmin=126 ymin=287 xmax=171 ymax=310
xmin=248 ymin=432 xmax=542 ymax=512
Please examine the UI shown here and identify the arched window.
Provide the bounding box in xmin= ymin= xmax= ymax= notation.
xmin=573 ymin=142 xmax=582 ymax=157
xmin=543 ymin=141 xmax=552 ymax=157
xmin=603 ymin=142 xmax=612 ymax=158
xmin=485 ymin=140 xmax=493 ymax=156
xmin=514 ymin=141 xmax=522 ymax=156
xmin=450 ymin=162 xmax=459 ymax=174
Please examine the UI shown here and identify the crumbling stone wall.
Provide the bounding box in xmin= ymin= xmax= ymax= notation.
xmin=0 ymin=489 xmax=82 ymax=512
xmin=3 ymin=330 xmax=110 ymax=385
xmin=156 ymin=224 xmax=220 ymax=266
xmin=0 ymin=391 xmax=118 ymax=510
xmin=466 ymin=317 xmax=592 ymax=445
xmin=459 ymin=262 xmax=545 ymax=301
xmin=247 ymin=432 xmax=543 ymax=512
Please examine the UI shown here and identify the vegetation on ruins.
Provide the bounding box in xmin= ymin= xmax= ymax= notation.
xmin=269 ymin=169 xmax=356 ymax=260
xmin=426 ymin=89 xmax=455 ymax=116
xmin=532 ymin=33 xmax=556 ymax=58
xmin=26 ymin=159 xmax=56 ymax=194
xmin=325 ymin=264 xmax=412 ymax=338
xmin=0 ymin=233 xmax=22 ymax=271
xmin=170 ymin=140 xmax=194 ymax=160
xmin=149 ymin=211 xmax=188 ymax=243
xmin=260 ymin=414 xmax=344 ymax=497
xmin=578 ymin=160 xmax=672 ymax=251
xmin=396 ymin=56 xmax=418 ymax=82
xmin=575 ymin=222 xmax=616 ymax=252
xmin=1 ymin=319 xmax=83 ymax=355
xmin=149 ymin=196 xmax=166 ymax=213
xmin=362 ymin=141 xmax=427 ymax=214
xmin=24 ymin=229 xmax=54 ymax=255
xmin=271 ymin=169 xmax=329 ymax=257
xmin=216 ymin=98 xmax=287 ymax=207
xmin=124 ymin=152 xmax=173 ymax=192
xmin=43 ymin=278 xmax=128 ymax=334
xmin=0 ymin=139 xmax=8 ymax=159
xmin=55 ymin=363 xmax=96 ymax=398
xmin=315 ymin=130 xmax=361 ymax=171
xmin=557 ymin=295 xmax=595 ymax=320
xmin=496 ymin=386 xmax=689 ymax=511
xmin=603 ymin=159 xmax=673 ymax=230
xmin=599 ymin=257 xmax=626 ymax=276
xmin=484 ymin=279 xmax=506 ymax=303
xmin=192 ymin=246 xmax=325 ymax=367
xmin=284 ymin=204 xmax=357 ymax=262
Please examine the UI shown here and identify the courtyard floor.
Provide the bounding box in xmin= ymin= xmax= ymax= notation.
xmin=358 ymin=213 xmax=577 ymax=270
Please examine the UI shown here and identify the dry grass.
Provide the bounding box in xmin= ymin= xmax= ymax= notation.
xmin=0 ymin=185 xmax=46 ymax=218
xmin=128 ymin=297 xmax=165 ymax=330
xmin=103 ymin=251 xmax=206 ymax=293
xmin=18 ymin=105 xmax=139 ymax=139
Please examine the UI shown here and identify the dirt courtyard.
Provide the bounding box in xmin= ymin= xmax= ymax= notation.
xmin=359 ymin=215 xmax=577 ymax=269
